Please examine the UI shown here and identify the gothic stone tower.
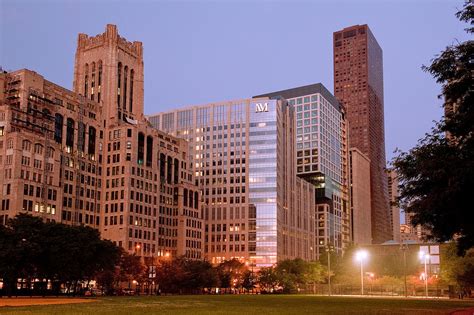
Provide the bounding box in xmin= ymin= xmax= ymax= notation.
xmin=73 ymin=24 xmax=144 ymax=126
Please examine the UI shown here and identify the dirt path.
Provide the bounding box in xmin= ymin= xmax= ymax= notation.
xmin=0 ymin=297 xmax=96 ymax=307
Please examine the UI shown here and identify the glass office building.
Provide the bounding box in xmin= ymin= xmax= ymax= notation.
xmin=255 ymin=84 xmax=350 ymax=256
xmin=148 ymin=98 xmax=317 ymax=266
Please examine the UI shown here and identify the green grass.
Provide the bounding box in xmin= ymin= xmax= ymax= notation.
xmin=1 ymin=295 xmax=474 ymax=315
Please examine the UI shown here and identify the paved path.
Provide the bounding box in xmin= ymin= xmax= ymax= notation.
xmin=0 ymin=297 xmax=95 ymax=307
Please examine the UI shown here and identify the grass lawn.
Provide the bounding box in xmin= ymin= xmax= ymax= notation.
xmin=1 ymin=295 xmax=474 ymax=315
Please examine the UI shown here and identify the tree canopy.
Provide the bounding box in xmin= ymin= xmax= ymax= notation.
xmin=0 ymin=214 xmax=121 ymax=296
xmin=393 ymin=0 xmax=474 ymax=254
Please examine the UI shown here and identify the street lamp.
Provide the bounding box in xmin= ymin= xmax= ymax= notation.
xmin=419 ymin=251 xmax=430 ymax=298
xmin=355 ymin=250 xmax=368 ymax=296
xmin=325 ymin=245 xmax=335 ymax=296
xmin=400 ymin=242 xmax=409 ymax=297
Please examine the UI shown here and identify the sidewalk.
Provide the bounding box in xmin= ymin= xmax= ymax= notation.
xmin=0 ymin=297 xmax=95 ymax=307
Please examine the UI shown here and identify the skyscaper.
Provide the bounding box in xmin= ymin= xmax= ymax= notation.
xmin=333 ymin=24 xmax=391 ymax=243
xmin=254 ymin=84 xmax=351 ymax=256
xmin=148 ymin=99 xmax=318 ymax=267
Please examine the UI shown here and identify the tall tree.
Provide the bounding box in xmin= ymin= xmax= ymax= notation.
xmin=393 ymin=1 xmax=474 ymax=254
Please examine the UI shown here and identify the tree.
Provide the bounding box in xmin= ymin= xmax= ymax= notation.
xmin=440 ymin=243 xmax=474 ymax=289
xmin=118 ymin=251 xmax=146 ymax=290
xmin=257 ymin=267 xmax=279 ymax=292
xmin=274 ymin=258 xmax=323 ymax=293
xmin=217 ymin=259 xmax=247 ymax=289
xmin=0 ymin=214 xmax=121 ymax=296
xmin=180 ymin=258 xmax=219 ymax=291
xmin=393 ymin=1 xmax=474 ymax=254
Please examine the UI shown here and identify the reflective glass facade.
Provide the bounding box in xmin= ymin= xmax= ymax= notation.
xmin=254 ymin=84 xmax=350 ymax=256
xmin=148 ymin=98 xmax=317 ymax=266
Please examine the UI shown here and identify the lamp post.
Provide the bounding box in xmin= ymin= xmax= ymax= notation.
xmin=419 ymin=251 xmax=430 ymax=298
xmin=400 ymin=242 xmax=408 ymax=297
xmin=355 ymin=250 xmax=368 ymax=296
xmin=325 ymin=245 xmax=335 ymax=296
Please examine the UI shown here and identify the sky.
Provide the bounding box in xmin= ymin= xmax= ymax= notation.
xmin=0 ymin=0 xmax=471 ymax=163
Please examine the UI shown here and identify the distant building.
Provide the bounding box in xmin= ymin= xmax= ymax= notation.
xmin=403 ymin=212 xmax=431 ymax=243
xmin=254 ymin=84 xmax=350 ymax=256
xmin=0 ymin=25 xmax=203 ymax=260
xmin=400 ymin=224 xmax=419 ymax=243
xmin=386 ymin=168 xmax=401 ymax=242
xmin=333 ymin=24 xmax=391 ymax=243
xmin=349 ymin=148 xmax=372 ymax=245
xmin=148 ymin=98 xmax=318 ymax=266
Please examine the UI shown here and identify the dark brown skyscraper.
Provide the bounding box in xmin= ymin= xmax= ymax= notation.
xmin=333 ymin=24 xmax=391 ymax=243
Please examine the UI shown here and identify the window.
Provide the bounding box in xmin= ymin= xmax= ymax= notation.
xmin=123 ymin=66 xmax=128 ymax=111
xmin=117 ymin=62 xmax=122 ymax=109
xmin=88 ymin=126 xmax=96 ymax=156
xmin=98 ymin=60 xmax=102 ymax=102
xmin=54 ymin=114 xmax=63 ymax=143
xmin=90 ymin=62 xmax=95 ymax=101
xmin=66 ymin=118 xmax=75 ymax=149
xmin=84 ymin=63 xmax=89 ymax=97
xmin=22 ymin=140 xmax=31 ymax=151
xmin=34 ymin=144 xmax=43 ymax=154
xmin=129 ymin=70 xmax=134 ymax=112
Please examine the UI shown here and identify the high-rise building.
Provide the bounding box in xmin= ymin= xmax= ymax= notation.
xmin=349 ymin=148 xmax=372 ymax=245
xmin=0 ymin=25 xmax=203 ymax=260
xmin=148 ymin=98 xmax=318 ymax=266
xmin=386 ymin=168 xmax=400 ymax=242
xmin=254 ymin=84 xmax=350 ymax=256
xmin=333 ymin=24 xmax=391 ymax=243
xmin=0 ymin=69 xmax=102 ymax=227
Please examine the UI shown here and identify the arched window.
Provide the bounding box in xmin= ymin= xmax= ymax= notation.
xmin=194 ymin=191 xmax=199 ymax=209
xmin=77 ymin=122 xmax=86 ymax=152
xmin=183 ymin=188 xmax=188 ymax=207
xmin=22 ymin=140 xmax=31 ymax=151
xmin=66 ymin=118 xmax=75 ymax=149
xmin=91 ymin=62 xmax=96 ymax=101
xmin=88 ymin=126 xmax=96 ymax=156
xmin=137 ymin=132 xmax=144 ymax=165
xmin=129 ymin=69 xmax=134 ymax=113
xmin=146 ymin=135 xmax=153 ymax=167
xmin=84 ymin=64 xmax=89 ymax=97
xmin=117 ymin=62 xmax=122 ymax=109
xmin=167 ymin=156 xmax=173 ymax=184
xmin=123 ymin=66 xmax=128 ymax=111
xmin=98 ymin=60 xmax=103 ymax=102
xmin=34 ymin=143 xmax=43 ymax=155
xmin=159 ymin=153 xmax=166 ymax=180
xmin=54 ymin=113 xmax=63 ymax=143
xmin=47 ymin=147 xmax=55 ymax=159
xmin=174 ymin=158 xmax=179 ymax=184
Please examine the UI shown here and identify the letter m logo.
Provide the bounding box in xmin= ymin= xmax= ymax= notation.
xmin=255 ymin=102 xmax=269 ymax=113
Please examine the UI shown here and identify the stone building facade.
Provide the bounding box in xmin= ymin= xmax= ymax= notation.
xmin=0 ymin=24 xmax=203 ymax=260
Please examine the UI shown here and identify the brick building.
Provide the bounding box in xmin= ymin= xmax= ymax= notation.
xmin=333 ymin=24 xmax=391 ymax=243
xmin=0 ymin=24 xmax=203 ymax=260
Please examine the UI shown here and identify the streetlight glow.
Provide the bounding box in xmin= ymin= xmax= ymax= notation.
xmin=355 ymin=250 xmax=369 ymax=295
xmin=355 ymin=250 xmax=368 ymax=262
xmin=419 ymin=250 xmax=430 ymax=297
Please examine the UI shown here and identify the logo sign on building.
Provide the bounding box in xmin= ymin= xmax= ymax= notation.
xmin=255 ymin=102 xmax=269 ymax=113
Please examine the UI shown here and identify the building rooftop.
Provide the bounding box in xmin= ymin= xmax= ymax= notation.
xmin=253 ymin=83 xmax=341 ymax=112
